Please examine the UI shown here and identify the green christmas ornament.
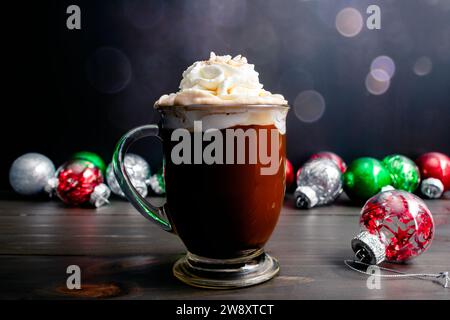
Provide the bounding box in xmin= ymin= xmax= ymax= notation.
xmin=343 ymin=157 xmax=392 ymax=201
xmin=382 ymin=154 xmax=420 ymax=192
xmin=72 ymin=151 xmax=106 ymax=175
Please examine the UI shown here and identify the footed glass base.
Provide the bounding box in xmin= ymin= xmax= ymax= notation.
xmin=173 ymin=249 xmax=280 ymax=289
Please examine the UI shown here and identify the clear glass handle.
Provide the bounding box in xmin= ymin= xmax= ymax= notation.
xmin=113 ymin=125 xmax=173 ymax=233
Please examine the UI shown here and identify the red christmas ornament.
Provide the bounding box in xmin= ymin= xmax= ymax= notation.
xmin=352 ymin=190 xmax=434 ymax=264
xmin=415 ymin=152 xmax=450 ymax=198
xmin=285 ymin=159 xmax=294 ymax=189
xmin=56 ymin=159 xmax=110 ymax=207
xmin=309 ymin=151 xmax=347 ymax=173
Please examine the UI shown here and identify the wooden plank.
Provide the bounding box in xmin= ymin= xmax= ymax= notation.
xmin=0 ymin=196 xmax=449 ymax=299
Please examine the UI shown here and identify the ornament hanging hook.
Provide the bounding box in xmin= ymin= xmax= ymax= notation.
xmin=344 ymin=260 xmax=449 ymax=289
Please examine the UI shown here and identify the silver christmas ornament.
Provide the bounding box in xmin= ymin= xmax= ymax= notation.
xmin=9 ymin=153 xmax=55 ymax=196
xmin=106 ymin=153 xmax=150 ymax=198
xmin=124 ymin=153 xmax=150 ymax=180
xmin=295 ymin=158 xmax=343 ymax=209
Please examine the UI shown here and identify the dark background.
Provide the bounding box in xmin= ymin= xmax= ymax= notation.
xmin=2 ymin=0 xmax=449 ymax=190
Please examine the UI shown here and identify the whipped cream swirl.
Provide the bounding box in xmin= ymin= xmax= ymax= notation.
xmin=156 ymin=52 xmax=287 ymax=106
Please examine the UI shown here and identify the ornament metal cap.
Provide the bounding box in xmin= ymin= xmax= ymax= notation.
xmin=294 ymin=186 xmax=318 ymax=209
xmin=381 ymin=185 xmax=395 ymax=192
xmin=44 ymin=177 xmax=59 ymax=197
xmin=351 ymin=231 xmax=386 ymax=265
xmin=90 ymin=183 xmax=111 ymax=208
xmin=420 ymin=178 xmax=444 ymax=199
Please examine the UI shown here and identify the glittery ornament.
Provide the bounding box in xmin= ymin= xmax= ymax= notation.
xmin=55 ymin=159 xmax=110 ymax=207
xmin=352 ymin=190 xmax=434 ymax=264
xmin=121 ymin=153 xmax=150 ymax=180
xmin=285 ymin=159 xmax=294 ymax=189
xmin=309 ymin=151 xmax=347 ymax=173
xmin=415 ymin=152 xmax=450 ymax=199
xmin=294 ymin=158 xmax=342 ymax=209
xmin=381 ymin=154 xmax=420 ymax=192
xmin=343 ymin=157 xmax=392 ymax=201
xmin=9 ymin=153 xmax=55 ymax=196
xmin=106 ymin=153 xmax=150 ymax=198
xmin=72 ymin=151 xmax=106 ymax=175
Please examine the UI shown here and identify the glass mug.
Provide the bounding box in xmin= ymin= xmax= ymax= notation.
xmin=113 ymin=104 xmax=289 ymax=289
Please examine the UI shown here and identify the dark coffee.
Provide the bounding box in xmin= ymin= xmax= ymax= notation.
xmin=162 ymin=124 xmax=286 ymax=259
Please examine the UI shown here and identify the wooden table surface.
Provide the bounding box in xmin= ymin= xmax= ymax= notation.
xmin=0 ymin=193 xmax=449 ymax=300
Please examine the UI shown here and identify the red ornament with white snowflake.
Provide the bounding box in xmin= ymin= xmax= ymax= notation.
xmin=309 ymin=151 xmax=347 ymax=173
xmin=351 ymin=189 xmax=434 ymax=264
xmin=55 ymin=159 xmax=110 ymax=207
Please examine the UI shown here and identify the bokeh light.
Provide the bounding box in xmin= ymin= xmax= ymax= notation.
xmin=370 ymin=56 xmax=396 ymax=80
xmin=413 ymin=56 xmax=433 ymax=76
xmin=365 ymin=70 xmax=390 ymax=95
xmin=335 ymin=8 xmax=363 ymax=37
xmin=86 ymin=47 xmax=132 ymax=94
xmin=293 ymin=90 xmax=326 ymax=123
